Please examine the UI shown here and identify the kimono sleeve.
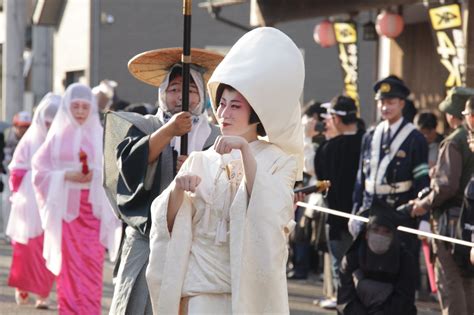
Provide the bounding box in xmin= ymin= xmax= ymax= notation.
xmin=337 ymin=238 xmax=368 ymax=315
xmin=31 ymin=136 xmax=66 ymax=211
xmin=31 ymin=137 xmax=68 ymax=275
xmin=146 ymin=153 xmax=196 ymax=315
xmin=235 ymin=152 xmax=297 ymax=314
xmin=115 ymin=126 xmax=165 ymax=232
xmin=116 ymin=126 xmax=153 ymax=193
xmin=381 ymin=249 xmax=417 ymax=315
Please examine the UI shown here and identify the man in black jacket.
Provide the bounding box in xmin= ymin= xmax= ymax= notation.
xmin=314 ymin=95 xmax=364 ymax=308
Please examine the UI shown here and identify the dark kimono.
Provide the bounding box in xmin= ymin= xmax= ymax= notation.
xmin=337 ymin=234 xmax=417 ymax=315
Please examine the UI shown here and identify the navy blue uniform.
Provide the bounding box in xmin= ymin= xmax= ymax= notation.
xmin=353 ymin=119 xmax=430 ymax=226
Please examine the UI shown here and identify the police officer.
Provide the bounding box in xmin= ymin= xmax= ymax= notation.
xmin=351 ymin=76 xmax=430 ymax=254
xmin=412 ymin=87 xmax=474 ymax=315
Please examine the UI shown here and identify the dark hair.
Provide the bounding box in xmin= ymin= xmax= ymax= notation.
xmin=302 ymin=100 xmax=323 ymax=118
xmin=168 ymin=65 xmax=196 ymax=85
xmin=415 ymin=111 xmax=438 ymax=130
xmin=331 ymin=95 xmax=358 ymax=125
xmin=403 ymin=99 xmax=418 ymax=123
xmin=124 ymin=103 xmax=148 ymax=115
xmin=356 ymin=118 xmax=366 ymax=132
xmin=169 ymin=66 xmax=182 ymax=82
xmin=215 ymin=83 xmax=266 ymax=136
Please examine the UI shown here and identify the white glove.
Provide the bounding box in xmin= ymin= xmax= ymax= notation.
xmin=348 ymin=218 xmax=363 ymax=238
xmin=418 ymin=220 xmax=431 ymax=240
xmin=470 ymin=233 xmax=474 ymax=265
xmin=418 ymin=220 xmax=431 ymax=233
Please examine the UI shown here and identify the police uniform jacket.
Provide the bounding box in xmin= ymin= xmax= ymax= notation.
xmin=353 ymin=118 xmax=430 ymax=217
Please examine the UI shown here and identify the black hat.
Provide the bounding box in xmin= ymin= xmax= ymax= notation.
xmin=367 ymin=198 xmax=402 ymax=231
xmin=324 ymin=95 xmax=357 ymax=117
xmin=373 ymin=75 xmax=410 ymax=100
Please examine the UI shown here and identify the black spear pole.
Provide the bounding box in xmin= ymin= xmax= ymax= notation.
xmin=180 ymin=0 xmax=192 ymax=155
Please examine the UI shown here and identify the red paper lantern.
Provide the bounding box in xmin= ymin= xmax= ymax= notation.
xmin=313 ymin=20 xmax=336 ymax=48
xmin=376 ymin=11 xmax=404 ymax=39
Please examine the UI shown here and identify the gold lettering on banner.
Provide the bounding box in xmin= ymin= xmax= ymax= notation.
xmin=334 ymin=22 xmax=359 ymax=107
xmin=429 ymin=3 xmax=465 ymax=88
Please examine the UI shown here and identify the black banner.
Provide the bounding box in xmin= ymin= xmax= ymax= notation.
xmin=333 ymin=22 xmax=359 ymax=108
xmin=429 ymin=3 xmax=466 ymax=88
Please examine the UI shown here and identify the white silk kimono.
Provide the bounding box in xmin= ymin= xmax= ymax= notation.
xmin=146 ymin=140 xmax=297 ymax=314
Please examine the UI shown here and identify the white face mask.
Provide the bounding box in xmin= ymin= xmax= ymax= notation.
xmin=367 ymin=232 xmax=393 ymax=255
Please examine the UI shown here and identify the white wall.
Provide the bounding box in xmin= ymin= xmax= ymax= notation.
xmin=0 ymin=13 xmax=5 ymax=44
xmin=53 ymin=0 xmax=90 ymax=92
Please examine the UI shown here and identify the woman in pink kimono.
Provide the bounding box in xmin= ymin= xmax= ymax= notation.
xmin=32 ymin=83 xmax=121 ymax=314
xmin=147 ymin=27 xmax=305 ymax=314
xmin=7 ymin=93 xmax=60 ymax=309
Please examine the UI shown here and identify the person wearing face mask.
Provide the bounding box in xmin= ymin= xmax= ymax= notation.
xmin=337 ymin=200 xmax=417 ymax=315
xmin=107 ymin=48 xmax=222 ymax=315
xmin=146 ymin=27 xmax=304 ymax=314
xmin=31 ymin=84 xmax=122 ymax=314
xmin=6 ymin=93 xmax=60 ymax=309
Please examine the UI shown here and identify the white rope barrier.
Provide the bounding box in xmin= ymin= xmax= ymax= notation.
xmin=296 ymin=201 xmax=474 ymax=248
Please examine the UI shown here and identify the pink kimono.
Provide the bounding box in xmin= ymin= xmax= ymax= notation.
xmin=7 ymin=93 xmax=61 ymax=297
xmin=32 ymin=84 xmax=121 ymax=314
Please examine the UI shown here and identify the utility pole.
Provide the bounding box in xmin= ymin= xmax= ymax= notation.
xmin=1 ymin=0 xmax=27 ymax=121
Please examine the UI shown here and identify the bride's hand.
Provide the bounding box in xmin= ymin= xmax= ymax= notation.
xmin=214 ymin=135 xmax=247 ymax=155
xmin=175 ymin=173 xmax=201 ymax=193
xmin=65 ymin=171 xmax=93 ymax=183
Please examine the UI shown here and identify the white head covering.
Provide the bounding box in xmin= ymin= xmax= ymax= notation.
xmin=156 ymin=65 xmax=212 ymax=155
xmin=92 ymin=79 xmax=117 ymax=97
xmin=32 ymin=83 xmax=121 ymax=275
xmin=158 ymin=64 xmax=206 ymax=116
xmin=208 ymin=27 xmax=305 ymax=179
xmin=6 ymin=93 xmax=61 ymax=244
xmin=9 ymin=93 xmax=61 ymax=170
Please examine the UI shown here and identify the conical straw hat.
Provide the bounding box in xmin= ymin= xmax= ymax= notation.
xmin=128 ymin=47 xmax=224 ymax=87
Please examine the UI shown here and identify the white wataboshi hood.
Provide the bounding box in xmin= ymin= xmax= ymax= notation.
xmin=208 ymin=27 xmax=305 ymax=179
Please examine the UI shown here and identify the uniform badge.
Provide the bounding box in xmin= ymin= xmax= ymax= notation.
xmin=396 ymin=150 xmax=406 ymax=158
xmin=380 ymin=83 xmax=391 ymax=93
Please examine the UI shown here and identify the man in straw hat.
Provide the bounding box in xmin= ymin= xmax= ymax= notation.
xmin=412 ymin=86 xmax=474 ymax=315
xmin=107 ymin=47 xmax=222 ymax=314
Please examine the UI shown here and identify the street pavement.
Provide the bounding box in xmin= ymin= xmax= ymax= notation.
xmin=0 ymin=240 xmax=441 ymax=314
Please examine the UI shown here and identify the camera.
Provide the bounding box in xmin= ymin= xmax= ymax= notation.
xmin=314 ymin=121 xmax=326 ymax=133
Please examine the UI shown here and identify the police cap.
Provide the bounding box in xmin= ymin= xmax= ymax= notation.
xmin=373 ymin=75 xmax=410 ymax=100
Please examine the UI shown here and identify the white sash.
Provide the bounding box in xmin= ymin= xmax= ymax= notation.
xmin=368 ymin=121 xmax=416 ymax=188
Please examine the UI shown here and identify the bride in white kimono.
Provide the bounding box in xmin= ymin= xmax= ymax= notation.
xmin=146 ymin=27 xmax=305 ymax=314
